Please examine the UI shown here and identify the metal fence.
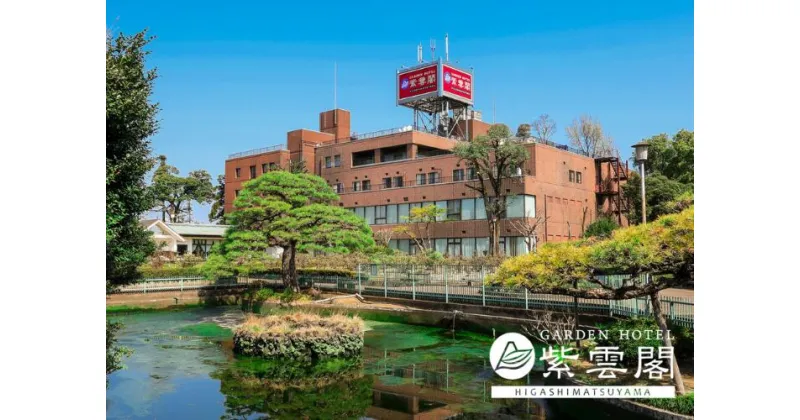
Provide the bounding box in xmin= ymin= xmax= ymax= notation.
xmin=113 ymin=265 xmax=693 ymax=327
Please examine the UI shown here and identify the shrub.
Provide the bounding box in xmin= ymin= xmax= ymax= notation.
xmin=640 ymin=392 xmax=694 ymax=415
xmin=595 ymin=317 xmax=693 ymax=366
xmin=233 ymin=313 xmax=364 ymax=361
xmin=584 ymin=217 xmax=619 ymax=238
xmin=137 ymin=262 xmax=201 ymax=278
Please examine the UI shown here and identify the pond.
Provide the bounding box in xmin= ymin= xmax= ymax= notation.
xmin=107 ymin=307 xmax=646 ymax=419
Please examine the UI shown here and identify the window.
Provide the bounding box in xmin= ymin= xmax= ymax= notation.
xmin=270 ymin=162 xmax=278 ymax=170
xmin=362 ymin=180 xmax=371 ymax=191
xmin=576 ymin=171 xmax=582 ymax=184
xmin=398 ymin=203 xmax=410 ymax=222
xmin=461 ymin=198 xmax=475 ymax=220
xmin=506 ymin=196 xmax=524 ymax=218
xmin=334 ymin=155 xmax=341 ymax=167
xmin=569 ymin=170 xmax=575 ymax=182
xmin=325 ymin=157 xmax=332 ymax=168
xmin=416 ymin=173 xmax=426 ymax=185
xmin=335 ymin=183 xmax=343 ymax=193
xmin=447 ymin=200 xmax=462 ymax=220
xmin=446 ymin=238 xmax=462 ymax=257
xmin=428 ymin=172 xmax=439 ymax=184
xmin=262 ymin=163 xmax=268 ymax=173
xmin=177 ymin=244 xmax=188 ymax=255
xmin=453 ymin=169 xmax=464 ymax=181
xmin=383 ymin=177 xmax=392 ymax=188
xmin=436 ymin=201 xmax=447 ymax=221
xmin=235 ymin=168 xmax=241 ymax=178
xmin=250 ymin=166 xmax=256 ymax=179
xmin=393 ymin=176 xmax=403 ymax=187
xmin=375 ymin=205 xmax=387 ymax=225
xmin=365 ymin=206 xmax=375 ymax=224
xmin=352 ymin=181 xmax=361 ymax=192
xmin=387 ymin=204 xmax=398 ymax=224
xmin=235 ymin=189 xmax=240 ymax=197
xmin=355 ymin=207 xmax=365 ymax=220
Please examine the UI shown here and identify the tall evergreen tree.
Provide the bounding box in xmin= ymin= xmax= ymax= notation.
xmin=106 ymin=29 xmax=159 ymax=381
xmin=208 ymin=175 xmax=226 ymax=223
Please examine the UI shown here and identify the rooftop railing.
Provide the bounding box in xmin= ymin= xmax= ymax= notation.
xmin=227 ymin=144 xmax=286 ymax=160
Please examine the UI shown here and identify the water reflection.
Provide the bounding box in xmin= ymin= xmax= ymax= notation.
xmin=107 ymin=307 xmax=645 ymax=420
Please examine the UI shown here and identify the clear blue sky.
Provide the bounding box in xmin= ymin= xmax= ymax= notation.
xmin=107 ymin=1 xmax=693 ymax=223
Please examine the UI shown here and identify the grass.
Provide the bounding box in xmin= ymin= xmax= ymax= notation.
xmin=237 ymin=313 xmax=363 ymax=339
xmin=639 ymin=392 xmax=694 ymax=416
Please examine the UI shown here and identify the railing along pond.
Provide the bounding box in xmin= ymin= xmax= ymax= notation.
xmin=113 ymin=264 xmax=693 ymax=327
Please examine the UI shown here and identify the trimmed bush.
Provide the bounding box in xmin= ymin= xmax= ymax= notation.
xmin=233 ymin=313 xmax=364 ymax=361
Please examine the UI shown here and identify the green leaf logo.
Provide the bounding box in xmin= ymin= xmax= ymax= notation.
xmin=495 ymin=341 xmax=533 ymax=371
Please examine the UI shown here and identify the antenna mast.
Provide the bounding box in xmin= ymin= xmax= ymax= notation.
xmin=445 ymin=33 xmax=449 ymax=62
xmin=333 ymin=61 xmax=337 ymax=109
xmin=417 ymin=43 xmax=423 ymax=63
xmin=430 ymin=39 xmax=436 ymax=61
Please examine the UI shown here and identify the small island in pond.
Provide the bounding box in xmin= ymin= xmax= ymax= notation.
xmin=233 ymin=313 xmax=364 ymax=361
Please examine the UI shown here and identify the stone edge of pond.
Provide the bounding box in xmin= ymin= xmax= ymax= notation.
xmin=565 ymin=377 xmax=694 ymax=420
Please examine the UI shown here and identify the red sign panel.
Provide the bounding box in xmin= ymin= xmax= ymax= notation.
xmin=442 ymin=64 xmax=473 ymax=103
xmin=398 ymin=64 xmax=438 ymax=101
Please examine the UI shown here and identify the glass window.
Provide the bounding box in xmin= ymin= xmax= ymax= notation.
xmin=398 ymin=203 xmax=410 ymax=222
xmin=269 ymin=162 xmax=278 ymax=170
xmin=428 ymin=172 xmax=439 ymax=184
xmin=355 ymin=207 xmax=365 ymax=220
xmin=398 ymin=239 xmax=410 ymax=254
xmin=436 ymin=201 xmax=447 ymax=221
xmin=334 ymin=155 xmax=341 ymax=167
xmin=262 ymin=163 xmax=268 ymax=173
xmin=447 ymin=200 xmax=461 ymax=220
xmin=383 ymin=177 xmax=392 ymax=188
xmin=362 ymin=180 xmax=371 ymax=191
xmin=569 ymin=170 xmax=575 ymax=182
xmin=416 ymin=173 xmax=426 ymax=185
xmin=453 ymin=169 xmax=464 ymax=181
xmin=475 ymin=198 xmax=486 ymax=219
xmin=576 ymin=171 xmax=582 ymax=184
xmin=461 ymin=198 xmax=475 ymax=220
xmin=524 ymin=195 xmax=536 ymax=218
xmin=516 ymin=237 xmax=528 ymax=255
xmin=435 ymin=238 xmax=447 ymax=254
xmin=352 ymin=181 xmax=361 ymax=192
xmin=446 ymin=238 xmax=462 ymax=257
xmin=365 ymin=206 xmax=375 ymax=225
xmin=475 ymin=237 xmax=489 ymax=256
xmin=325 ymin=157 xmax=332 ymax=168
xmin=387 ymin=204 xmax=398 ymax=224
xmin=375 ymin=205 xmax=387 ymax=225
xmin=393 ymin=176 xmax=403 ymax=187
xmin=388 ymin=239 xmax=398 ymax=250
xmin=507 ymin=195 xmax=524 ymax=218
xmin=249 ymin=166 xmax=256 ymax=178
xmin=500 ymin=237 xmax=508 ymax=256
xmin=462 ymin=238 xmax=476 ymax=257
xmin=235 ymin=168 xmax=241 ymax=178
xmin=235 ymin=189 xmax=240 ymax=197
xmin=336 ymin=183 xmax=343 ymax=193
xmin=467 ymin=167 xmax=477 ymax=180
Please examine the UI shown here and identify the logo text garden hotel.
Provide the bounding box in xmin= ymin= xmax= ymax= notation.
xmin=224 ymin=48 xmax=629 ymax=257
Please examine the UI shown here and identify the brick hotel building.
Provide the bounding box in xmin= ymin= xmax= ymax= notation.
xmin=224 ymin=60 xmax=628 ymax=257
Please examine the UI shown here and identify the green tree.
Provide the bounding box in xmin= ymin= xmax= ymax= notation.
xmin=208 ymin=175 xmax=226 ymax=223
xmin=623 ymin=173 xmax=688 ymax=224
xmin=221 ymin=171 xmax=374 ymax=291
xmin=632 ymin=130 xmax=694 ymax=186
xmin=393 ymin=204 xmax=446 ymax=254
xmin=583 ymin=216 xmax=619 ymax=238
xmin=454 ymin=124 xmax=529 ymax=256
xmin=150 ymin=155 xmax=215 ymax=222
xmin=515 ymin=123 xmax=531 ymax=139
xmin=491 ymin=206 xmax=694 ymax=394
xmin=106 ymin=29 xmax=159 ymax=379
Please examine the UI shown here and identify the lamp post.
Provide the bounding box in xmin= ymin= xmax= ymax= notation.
xmin=632 ymin=141 xmax=650 ymax=225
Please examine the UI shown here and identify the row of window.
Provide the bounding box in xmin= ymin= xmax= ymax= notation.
xmin=569 ymin=170 xmax=583 ymax=184
xmin=387 ymin=237 xmax=530 ymax=257
xmin=348 ymin=195 xmax=536 ymax=225
xmin=325 ymin=155 xmax=342 ymax=168
xmin=234 ymin=163 xmax=280 ymax=179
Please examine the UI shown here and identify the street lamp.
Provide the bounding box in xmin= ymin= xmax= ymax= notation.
xmin=632 ymin=141 xmax=650 ymax=225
